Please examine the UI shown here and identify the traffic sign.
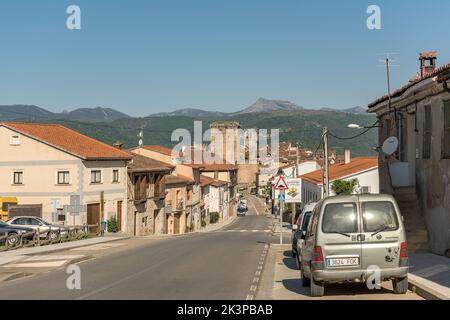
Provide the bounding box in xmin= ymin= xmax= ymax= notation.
xmin=274 ymin=176 xmax=289 ymax=191
xmin=278 ymin=192 xmax=285 ymax=202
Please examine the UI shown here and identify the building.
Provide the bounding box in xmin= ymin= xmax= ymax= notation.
xmin=0 ymin=122 xmax=131 ymax=229
xmin=300 ymin=156 xmax=379 ymax=203
xmin=367 ymin=51 xmax=450 ymax=254
xmin=200 ymin=175 xmax=229 ymax=224
xmin=163 ymin=174 xmax=193 ymax=234
xmin=127 ymin=154 xmax=173 ymax=236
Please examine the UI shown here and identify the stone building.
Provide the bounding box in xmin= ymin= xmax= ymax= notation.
xmin=367 ymin=51 xmax=450 ymax=254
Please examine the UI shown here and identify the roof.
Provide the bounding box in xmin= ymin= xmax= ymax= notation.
xmin=300 ymin=157 xmax=378 ymax=185
xmin=128 ymin=154 xmax=174 ymax=173
xmin=136 ymin=145 xmax=237 ymax=171
xmin=163 ymin=174 xmax=195 ymax=185
xmin=200 ymin=175 xmax=228 ymax=187
xmin=1 ymin=122 xmax=132 ymax=160
xmin=367 ymin=62 xmax=450 ymax=111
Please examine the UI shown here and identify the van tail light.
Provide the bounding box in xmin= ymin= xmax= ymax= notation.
xmin=400 ymin=242 xmax=408 ymax=259
xmin=313 ymin=246 xmax=324 ymax=262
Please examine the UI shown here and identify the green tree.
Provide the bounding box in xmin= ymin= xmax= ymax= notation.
xmin=331 ymin=179 xmax=359 ymax=195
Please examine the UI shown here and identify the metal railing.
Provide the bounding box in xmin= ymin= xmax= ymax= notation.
xmin=0 ymin=224 xmax=100 ymax=252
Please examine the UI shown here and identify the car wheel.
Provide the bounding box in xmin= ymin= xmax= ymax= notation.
xmin=48 ymin=231 xmax=58 ymax=241
xmin=301 ymin=267 xmax=310 ymax=287
xmin=392 ymin=276 xmax=408 ymax=294
xmin=310 ymin=276 xmax=325 ymax=297
xmin=7 ymin=232 xmax=18 ymax=246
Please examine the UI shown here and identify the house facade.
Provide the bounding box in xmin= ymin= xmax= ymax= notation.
xmin=0 ymin=122 xmax=130 ymax=229
xmin=127 ymin=154 xmax=173 ymax=236
xmin=300 ymin=157 xmax=379 ymax=203
xmin=367 ymin=52 xmax=450 ymax=254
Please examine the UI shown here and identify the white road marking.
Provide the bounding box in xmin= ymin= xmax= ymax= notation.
xmin=255 ymin=270 xmax=261 ymax=276
xmin=253 ymin=277 xmax=260 ymax=283
xmin=5 ymin=260 xmax=68 ymax=268
xmin=246 ymin=294 xmax=254 ymax=300
xmin=250 ymin=285 xmax=257 ymax=292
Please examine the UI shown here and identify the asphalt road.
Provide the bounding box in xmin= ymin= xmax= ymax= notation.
xmin=0 ymin=197 xmax=277 ymax=300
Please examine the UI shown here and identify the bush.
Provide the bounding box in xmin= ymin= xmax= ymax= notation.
xmin=201 ymin=220 xmax=207 ymax=228
xmin=107 ymin=216 xmax=119 ymax=233
xmin=210 ymin=212 xmax=220 ymax=224
xmin=331 ymin=179 xmax=359 ymax=195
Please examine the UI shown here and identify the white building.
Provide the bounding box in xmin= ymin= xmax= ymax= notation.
xmin=0 ymin=122 xmax=131 ymax=228
xmin=300 ymin=156 xmax=379 ymax=203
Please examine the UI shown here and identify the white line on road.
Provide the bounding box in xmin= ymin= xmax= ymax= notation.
xmin=250 ymin=285 xmax=257 ymax=292
xmin=246 ymin=294 xmax=254 ymax=300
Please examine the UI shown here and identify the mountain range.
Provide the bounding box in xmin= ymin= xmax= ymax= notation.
xmin=0 ymin=99 xmax=375 ymax=156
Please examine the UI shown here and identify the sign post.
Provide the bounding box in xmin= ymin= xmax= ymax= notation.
xmin=274 ymin=176 xmax=289 ymax=245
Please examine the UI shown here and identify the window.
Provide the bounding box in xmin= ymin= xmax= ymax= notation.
xmin=443 ymin=100 xmax=450 ymax=159
xmin=360 ymin=186 xmax=371 ymax=194
xmin=322 ymin=203 xmax=358 ymax=234
xmin=2 ymin=202 xmax=16 ymax=212
xmin=362 ymin=202 xmax=399 ymax=233
xmin=10 ymin=135 xmax=20 ymax=146
xmin=112 ymin=170 xmax=119 ymax=183
xmin=301 ymin=212 xmax=312 ymax=232
xmin=13 ymin=171 xmax=23 ymax=185
xmin=57 ymin=209 xmax=66 ymax=222
xmin=57 ymin=171 xmax=70 ymax=185
xmin=423 ymin=105 xmax=432 ymax=159
xmin=91 ymin=170 xmax=102 ymax=184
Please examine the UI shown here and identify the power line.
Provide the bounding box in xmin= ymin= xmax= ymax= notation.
xmin=328 ymin=121 xmax=380 ymax=140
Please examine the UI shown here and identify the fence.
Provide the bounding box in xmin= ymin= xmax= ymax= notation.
xmin=0 ymin=224 xmax=100 ymax=252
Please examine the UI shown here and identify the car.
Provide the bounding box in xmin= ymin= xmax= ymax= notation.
xmin=6 ymin=216 xmax=67 ymax=240
xmin=300 ymin=194 xmax=409 ymax=297
xmin=0 ymin=220 xmax=34 ymax=246
xmin=291 ymin=202 xmax=317 ymax=259
xmin=237 ymin=206 xmax=248 ymax=217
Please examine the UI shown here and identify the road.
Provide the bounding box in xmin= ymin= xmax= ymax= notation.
xmin=0 ymin=195 xmax=276 ymax=300
xmin=0 ymin=195 xmax=422 ymax=300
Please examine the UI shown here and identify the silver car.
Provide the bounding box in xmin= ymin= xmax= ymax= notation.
xmin=300 ymin=194 xmax=409 ymax=297
xmin=7 ymin=216 xmax=67 ymax=240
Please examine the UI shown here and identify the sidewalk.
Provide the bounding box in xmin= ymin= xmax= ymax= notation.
xmin=408 ymin=253 xmax=450 ymax=300
xmin=0 ymin=234 xmax=129 ymax=266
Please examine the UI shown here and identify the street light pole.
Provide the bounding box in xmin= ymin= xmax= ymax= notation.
xmin=323 ymin=127 xmax=330 ymax=198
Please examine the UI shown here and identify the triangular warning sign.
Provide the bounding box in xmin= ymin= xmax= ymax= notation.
xmin=274 ymin=176 xmax=289 ymax=190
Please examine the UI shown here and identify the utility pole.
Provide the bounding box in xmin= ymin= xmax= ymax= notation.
xmin=323 ymin=127 xmax=330 ymax=198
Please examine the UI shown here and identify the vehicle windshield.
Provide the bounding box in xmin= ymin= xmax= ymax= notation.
xmin=362 ymin=202 xmax=399 ymax=233
xmin=36 ymin=217 xmax=51 ymax=226
xmin=0 ymin=220 xmax=6 ymax=226
xmin=322 ymin=203 xmax=358 ymax=234
xmin=301 ymin=212 xmax=312 ymax=231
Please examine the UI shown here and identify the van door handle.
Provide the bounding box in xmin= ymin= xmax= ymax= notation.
xmin=357 ymin=234 xmax=366 ymax=241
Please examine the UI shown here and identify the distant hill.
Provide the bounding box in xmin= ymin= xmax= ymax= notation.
xmin=152 ymin=108 xmax=229 ymax=118
xmin=0 ymin=105 xmax=130 ymax=123
xmin=237 ymin=98 xmax=303 ymax=114
xmin=320 ymin=106 xmax=367 ymax=115
xmin=62 ymin=107 xmax=130 ymax=122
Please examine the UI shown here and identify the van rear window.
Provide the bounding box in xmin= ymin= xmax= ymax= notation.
xmin=362 ymin=202 xmax=399 ymax=232
xmin=322 ymin=203 xmax=357 ymax=234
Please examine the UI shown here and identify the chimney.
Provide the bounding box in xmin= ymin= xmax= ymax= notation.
xmin=344 ymin=149 xmax=351 ymax=164
xmin=112 ymin=141 xmax=124 ymax=150
xmin=419 ymin=51 xmax=437 ymax=78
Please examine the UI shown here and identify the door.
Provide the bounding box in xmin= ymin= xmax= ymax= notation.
xmin=87 ymin=203 xmax=100 ymax=232
xmin=117 ymin=201 xmax=122 ymax=231
xmin=174 ymin=213 xmax=180 ymax=234
xmin=320 ymin=201 xmax=363 ymax=271
xmin=359 ymin=200 xmax=403 ymax=270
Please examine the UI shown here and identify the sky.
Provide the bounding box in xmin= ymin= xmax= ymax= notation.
xmin=1 ymin=0 xmax=450 ymax=117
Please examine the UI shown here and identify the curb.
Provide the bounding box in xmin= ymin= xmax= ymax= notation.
xmin=408 ymin=273 xmax=450 ymax=300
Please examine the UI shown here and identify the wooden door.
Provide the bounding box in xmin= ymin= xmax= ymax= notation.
xmin=117 ymin=201 xmax=123 ymax=231
xmin=87 ymin=203 xmax=100 ymax=233
xmin=174 ymin=213 xmax=180 ymax=234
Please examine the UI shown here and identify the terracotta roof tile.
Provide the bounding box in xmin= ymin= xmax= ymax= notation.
xmin=128 ymin=154 xmax=174 ymax=173
xmin=1 ymin=122 xmax=131 ymax=160
xmin=163 ymin=174 xmax=195 ymax=185
xmin=300 ymin=157 xmax=378 ymax=185
xmin=200 ymin=174 xmax=228 ymax=187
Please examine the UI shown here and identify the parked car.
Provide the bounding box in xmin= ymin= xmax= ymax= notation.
xmin=6 ymin=216 xmax=67 ymax=240
xmin=0 ymin=220 xmax=34 ymax=246
xmin=250 ymin=187 xmax=258 ymax=195
xmin=300 ymin=194 xmax=409 ymax=297
xmin=239 ymin=199 xmax=248 ymax=209
xmin=291 ymin=202 xmax=317 ymax=259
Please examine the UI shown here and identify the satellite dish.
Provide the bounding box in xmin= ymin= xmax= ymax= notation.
xmin=382 ymin=136 xmax=399 ymax=156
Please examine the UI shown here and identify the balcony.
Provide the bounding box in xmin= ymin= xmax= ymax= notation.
xmin=166 ymin=200 xmax=184 ymax=212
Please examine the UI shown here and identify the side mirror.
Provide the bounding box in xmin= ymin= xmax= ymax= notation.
xmin=292 ymin=225 xmax=298 ymax=231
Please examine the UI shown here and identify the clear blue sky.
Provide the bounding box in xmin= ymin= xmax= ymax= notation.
xmin=1 ymin=0 xmax=450 ymax=116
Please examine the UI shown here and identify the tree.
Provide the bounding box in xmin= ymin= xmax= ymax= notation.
xmin=331 ymin=179 xmax=359 ymax=195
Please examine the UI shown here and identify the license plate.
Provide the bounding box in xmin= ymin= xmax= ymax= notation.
xmin=326 ymin=257 xmax=359 ymax=267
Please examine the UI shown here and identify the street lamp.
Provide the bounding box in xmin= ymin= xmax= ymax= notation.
xmin=347 ymin=123 xmax=382 ymax=130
